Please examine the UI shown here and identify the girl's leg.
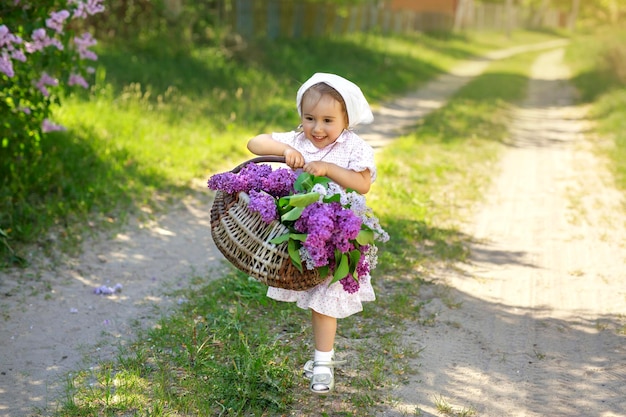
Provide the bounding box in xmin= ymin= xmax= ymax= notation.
xmin=310 ymin=310 xmax=337 ymax=393
xmin=311 ymin=310 xmax=336 ymax=351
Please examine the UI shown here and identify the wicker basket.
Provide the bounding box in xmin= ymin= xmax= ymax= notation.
xmin=209 ymin=157 xmax=325 ymax=291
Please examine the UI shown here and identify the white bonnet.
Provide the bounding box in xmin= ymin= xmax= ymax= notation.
xmin=296 ymin=72 xmax=374 ymax=128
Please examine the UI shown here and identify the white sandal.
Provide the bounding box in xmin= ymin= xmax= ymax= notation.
xmin=303 ymin=358 xmax=347 ymax=395
xmin=302 ymin=360 xmax=315 ymax=379
xmin=310 ymin=367 xmax=334 ymax=395
xmin=302 ymin=358 xmax=347 ymax=379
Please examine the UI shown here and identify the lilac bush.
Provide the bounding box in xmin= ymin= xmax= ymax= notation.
xmin=1 ymin=0 xmax=104 ymax=157
xmin=208 ymin=163 xmax=389 ymax=293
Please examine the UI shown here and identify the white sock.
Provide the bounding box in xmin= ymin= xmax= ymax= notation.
xmin=313 ymin=349 xmax=334 ymax=376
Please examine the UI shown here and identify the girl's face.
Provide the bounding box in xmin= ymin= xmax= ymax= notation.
xmin=300 ymin=93 xmax=347 ymax=149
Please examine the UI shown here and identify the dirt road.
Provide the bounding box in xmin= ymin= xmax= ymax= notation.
xmin=382 ymin=48 xmax=626 ymax=416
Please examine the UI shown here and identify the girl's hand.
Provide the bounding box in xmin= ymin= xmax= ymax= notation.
xmin=284 ymin=147 xmax=305 ymax=169
xmin=303 ymin=161 xmax=328 ymax=177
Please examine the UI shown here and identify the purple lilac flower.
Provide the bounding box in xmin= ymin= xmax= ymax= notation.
xmin=296 ymin=202 xmax=337 ymax=267
xmin=356 ymin=246 xmax=371 ymax=278
xmin=25 ymin=29 xmax=48 ymax=53
xmin=0 ymin=53 xmax=13 ymax=77
xmin=42 ymin=119 xmax=66 ymax=132
xmin=71 ymin=0 xmax=105 ymax=18
xmin=0 ymin=25 xmax=21 ymax=49
xmin=25 ymin=28 xmax=63 ymax=53
xmin=11 ymin=48 xmax=26 ymax=62
xmin=208 ymin=172 xmax=238 ymax=193
xmin=68 ymin=73 xmax=89 ymax=88
xmin=0 ymin=29 xmax=9 ymax=51
xmin=331 ymin=208 xmax=362 ymax=252
xmin=74 ymin=32 xmax=97 ymax=60
xmin=237 ymin=163 xmax=272 ymax=191
xmin=93 ymin=283 xmax=122 ymax=295
xmin=262 ymin=168 xmax=296 ymax=197
xmin=208 ymin=163 xmax=290 ymax=196
xmin=340 ymin=276 xmax=360 ymax=294
xmin=248 ymin=190 xmax=278 ymax=223
xmin=46 ymin=10 xmax=70 ymax=33
xmin=0 ymin=26 xmax=24 ymax=77
xmin=35 ymin=72 xmax=58 ymax=97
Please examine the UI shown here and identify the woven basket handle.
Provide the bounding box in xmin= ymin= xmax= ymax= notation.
xmin=231 ymin=156 xmax=287 ymax=173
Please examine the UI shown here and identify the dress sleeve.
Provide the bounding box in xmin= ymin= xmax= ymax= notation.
xmin=271 ymin=131 xmax=297 ymax=145
xmin=348 ymin=134 xmax=377 ymax=183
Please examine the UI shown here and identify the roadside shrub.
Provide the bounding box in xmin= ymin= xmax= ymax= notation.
xmin=0 ymin=0 xmax=104 ymax=264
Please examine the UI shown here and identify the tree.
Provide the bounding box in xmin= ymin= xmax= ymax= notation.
xmin=454 ymin=0 xmax=475 ymax=31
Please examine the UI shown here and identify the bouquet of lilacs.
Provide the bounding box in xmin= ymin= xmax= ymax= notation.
xmin=207 ymin=163 xmax=389 ymax=293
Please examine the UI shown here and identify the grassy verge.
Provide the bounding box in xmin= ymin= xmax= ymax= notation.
xmin=49 ymin=38 xmax=547 ymax=416
xmin=565 ymin=27 xmax=626 ymax=193
xmin=1 ymin=29 xmax=561 ymax=266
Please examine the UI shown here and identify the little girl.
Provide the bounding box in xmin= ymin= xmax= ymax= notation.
xmin=247 ymin=73 xmax=377 ymax=394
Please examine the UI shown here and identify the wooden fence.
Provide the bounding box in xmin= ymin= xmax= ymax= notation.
xmin=225 ymin=0 xmax=454 ymax=38
xmin=215 ymin=0 xmax=564 ymax=39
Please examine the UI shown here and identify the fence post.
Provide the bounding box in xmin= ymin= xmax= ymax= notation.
xmin=323 ymin=3 xmax=337 ymax=36
xmin=235 ymin=0 xmax=254 ymax=38
xmin=267 ymin=0 xmax=279 ymax=39
xmin=292 ymin=2 xmax=304 ymax=38
xmin=280 ymin=1 xmax=294 ymax=37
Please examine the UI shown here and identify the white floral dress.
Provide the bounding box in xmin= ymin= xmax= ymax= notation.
xmin=267 ymin=129 xmax=377 ymax=319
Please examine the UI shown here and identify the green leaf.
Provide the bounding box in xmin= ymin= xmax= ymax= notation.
xmin=281 ymin=206 xmax=304 ymax=222
xmin=349 ymin=249 xmax=361 ymax=277
xmin=322 ymin=194 xmax=341 ymax=203
xmin=269 ymin=233 xmax=290 ymax=244
xmin=294 ymin=172 xmax=332 ymax=192
xmin=356 ymin=229 xmax=374 ymax=245
xmin=294 ymin=172 xmax=314 ymax=192
xmin=317 ymin=265 xmax=330 ymax=279
xmin=285 ymin=191 xmax=320 ymax=207
xmin=277 ymin=196 xmax=291 ymax=209
xmin=312 ymin=176 xmax=332 ymax=188
xmin=288 ymin=233 xmax=307 ymax=242
xmin=288 ymin=239 xmax=303 ymax=273
xmin=330 ymin=253 xmax=349 ymax=284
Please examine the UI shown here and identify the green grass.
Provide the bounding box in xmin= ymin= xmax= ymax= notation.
xmin=565 ymin=27 xmax=626 ymax=192
xmin=45 ymin=31 xmax=553 ymax=416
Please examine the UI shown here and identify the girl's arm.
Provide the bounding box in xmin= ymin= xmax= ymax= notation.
xmin=304 ymin=161 xmax=371 ymax=194
xmin=247 ymin=134 xmax=304 ymax=168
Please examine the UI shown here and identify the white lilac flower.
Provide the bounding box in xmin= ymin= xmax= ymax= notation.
xmin=299 ymin=247 xmax=316 ymax=271
xmin=311 ymin=183 xmax=327 ymax=197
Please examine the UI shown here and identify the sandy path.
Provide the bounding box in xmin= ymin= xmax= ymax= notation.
xmin=384 ymin=48 xmax=626 ymax=416
xmin=0 ymin=39 xmax=612 ymax=417
xmin=0 ymin=192 xmax=225 ymax=416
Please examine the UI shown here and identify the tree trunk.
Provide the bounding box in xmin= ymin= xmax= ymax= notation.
xmin=454 ymin=0 xmax=473 ymax=31
xmin=531 ymin=0 xmax=550 ymax=28
xmin=568 ymin=0 xmax=580 ymax=31
xmin=505 ymin=0 xmax=514 ymax=38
